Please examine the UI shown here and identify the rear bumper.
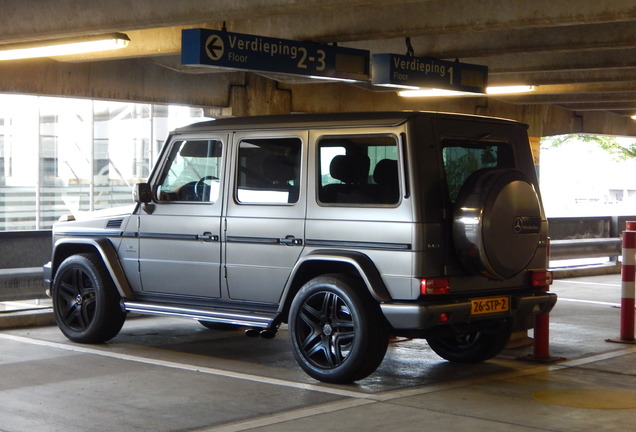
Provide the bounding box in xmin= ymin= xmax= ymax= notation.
xmin=381 ymin=292 xmax=557 ymax=330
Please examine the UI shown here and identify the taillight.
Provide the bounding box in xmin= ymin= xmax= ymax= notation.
xmin=420 ymin=277 xmax=451 ymax=295
xmin=530 ymin=271 xmax=553 ymax=286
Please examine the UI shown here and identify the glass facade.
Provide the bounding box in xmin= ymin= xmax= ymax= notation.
xmin=0 ymin=94 xmax=212 ymax=230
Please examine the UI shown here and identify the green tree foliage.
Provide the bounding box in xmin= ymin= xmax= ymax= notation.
xmin=541 ymin=134 xmax=636 ymax=161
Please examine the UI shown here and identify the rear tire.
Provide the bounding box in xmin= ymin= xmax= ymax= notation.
xmin=288 ymin=274 xmax=389 ymax=383
xmin=52 ymin=253 xmax=126 ymax=343
xmin=426 ymin=319 xmax=512 ymax=363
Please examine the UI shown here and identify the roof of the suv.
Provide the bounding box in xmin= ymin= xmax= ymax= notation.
xmin=174 ymin=111 xmax=523 ymax=133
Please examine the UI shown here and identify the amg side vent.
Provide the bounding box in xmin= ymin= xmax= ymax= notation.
xmin=106 ymin=218 xmax=124 ymax=229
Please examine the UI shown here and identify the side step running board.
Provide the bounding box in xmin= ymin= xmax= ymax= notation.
xmin=123 ymin=301 xmax=275 ymax=329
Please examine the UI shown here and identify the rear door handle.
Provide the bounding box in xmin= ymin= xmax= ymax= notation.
xmin=279 ymin=235 xmax=303 ymax=246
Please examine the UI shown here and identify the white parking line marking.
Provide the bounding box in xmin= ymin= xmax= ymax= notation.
xmin=0 ymin=332 xmax=368 ymax=399
xmin=3 ymin=331 xmax=636 ymax=432
xmin=195 ymin=348 xmax=636 ymax=432
xmin=198 ymin=399 xmax=376 ymax=432
xmin=553 ymin=279 xmax=620 ymax=287
xmin=559 ymin=347 xmax=636 ymax=368
xmin=558 ymin=297 xmax=620 ymax=307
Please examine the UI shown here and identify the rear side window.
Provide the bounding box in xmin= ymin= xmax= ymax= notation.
xmin=442 ymin=140 xmax=514 ymax=202
xmin=318 ymin=135 xmax=400 ymax=205
xmin=236 ymin=137 xmax=301 ymax=204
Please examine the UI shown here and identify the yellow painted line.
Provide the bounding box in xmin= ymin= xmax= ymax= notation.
xmin=532 ymin=388 xmax=636 ymax=409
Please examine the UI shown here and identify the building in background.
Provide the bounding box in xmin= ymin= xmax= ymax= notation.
xmin=0 ymin=94 xmax=211 ymax=230
xmin=540 ymin=137 xmax=636 ymax=217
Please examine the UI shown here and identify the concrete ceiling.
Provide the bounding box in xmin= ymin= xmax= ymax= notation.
xmin=2 ymin=0 xmax=636 ymax=123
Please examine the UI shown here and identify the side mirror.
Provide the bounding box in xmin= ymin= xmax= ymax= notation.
xmin=133 ymin=183 xmax=153 ymax=204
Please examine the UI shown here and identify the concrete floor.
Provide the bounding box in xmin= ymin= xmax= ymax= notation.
xmin=1 ymin=274 xmax=635 ymax=432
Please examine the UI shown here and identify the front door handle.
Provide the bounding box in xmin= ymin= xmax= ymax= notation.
xmin=279 ymin=235 xmax=303 ymax=246
xmin=197 ymin=232 xmax=219 ymax=242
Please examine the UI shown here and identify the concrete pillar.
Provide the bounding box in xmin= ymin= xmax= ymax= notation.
xmin=230 ymin=75 xmax=291 ymax=116
xmin=528 ymin=137 xmax=542 ymax=166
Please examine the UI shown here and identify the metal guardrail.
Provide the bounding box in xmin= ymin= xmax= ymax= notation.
xmin=1 ymin=184 xmax=133 ymax=230
xmin=0 ymin=268 xmax=46 ymax=301
xmin=550 ymin=238 xmax=622 ymax=260
xmin=548 ymin=215 xmax=636 ymax=272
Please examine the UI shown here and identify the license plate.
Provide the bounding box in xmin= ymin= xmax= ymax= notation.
xmin=470 ymin=297 xmax=509 ymax=315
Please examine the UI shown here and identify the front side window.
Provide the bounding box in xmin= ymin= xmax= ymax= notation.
xmin=442 ymin=140 xmax=514 ymax=202
xmin=318 ymin=135 xmax=400 ymax=205
xmin=236 ymin=137 xmax=301 ymax=204
xmin=156 ymin=139 xmax=222 ymax=202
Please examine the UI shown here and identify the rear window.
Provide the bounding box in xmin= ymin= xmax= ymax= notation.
xmin=442 ymin=140 xmax=514 ymax=202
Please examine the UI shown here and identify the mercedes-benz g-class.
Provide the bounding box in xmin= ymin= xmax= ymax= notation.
xmin=44 ymin=111 xmax=555 ymax=383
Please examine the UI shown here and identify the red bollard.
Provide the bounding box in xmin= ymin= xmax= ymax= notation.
xmin=608 ymin=221 xmax=636 ymax=344
xmin=533 ymin=308 xmax=551 ymax=359
xmin=531 ymin=281 xmax=563 ymax=361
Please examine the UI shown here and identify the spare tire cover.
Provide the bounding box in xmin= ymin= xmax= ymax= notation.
xmin=452 ymin=168 xmax=542 ymax=279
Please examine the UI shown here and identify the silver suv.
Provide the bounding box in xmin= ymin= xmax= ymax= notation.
xmin=44 ymin=111 xmax=556 ymax=383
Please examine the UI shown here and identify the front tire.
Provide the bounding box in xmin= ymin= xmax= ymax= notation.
xmin=288 ymin=274 xmax=389 ymax=383
xmin=426 ymin=319 xmax=512 ymax=363
xmin=52 ymin=253 xmax=126 ymax=343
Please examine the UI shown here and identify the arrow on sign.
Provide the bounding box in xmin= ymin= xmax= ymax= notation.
xmin=205 ymin=35 xmax=224 ymax=60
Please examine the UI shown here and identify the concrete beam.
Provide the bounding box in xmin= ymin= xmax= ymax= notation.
xmin=224 ymin=0 xmax=636 ymax=42
xmin=282 ymin=81 xmax=636 ymax=137
xmin=493 ymin=87 xmax=636 ymax=106
xmin=0 ymin=57 xmax=242 ymax=107
xmin=18 ymin=2 xmax=636 ymax=77
xmin=474 ymin=50 xmax=636 ymax=75
xmin=557 ymin=102 xmax=636 ymax=112
xmin=489 ymin=70 xmax=636 ymax=87
xmin=2 ymin=55 xmax=634 ymax=139
xmin=4 ymin=0 xmax=634 ymax=46
xmin=344 ymin=21 xmax=636 ymax=59
xmin=519 ymin=82 xmax=636 ymax=95
xmin=0 ymin=0 xmax=394 ymax=43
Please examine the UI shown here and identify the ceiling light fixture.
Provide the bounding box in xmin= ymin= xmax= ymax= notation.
xmin=398 ymin=88 xmax=473 ymax=97
xmin=0 ymin=33 xmax=130 ymax=61
xmin=308 ymin=75 xmax=359 ymax=83
xmin=486 ymin=85 xmax=535 ymax=95
xmin=399 ymin=85 xmax=536 ymax=97
xmin=631 ymin=115 xmax=636 ymax=121
xmin=375 ymin=83 xmax=421 ymax=90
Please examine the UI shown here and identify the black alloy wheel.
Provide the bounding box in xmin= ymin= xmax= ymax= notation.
xmin=426 ymin=319 xmax=512 ymax=363
xmin=52 ymin=253 xmax=126 ymax=343
xmin=289 ymin=274 xmax=389 ymax=383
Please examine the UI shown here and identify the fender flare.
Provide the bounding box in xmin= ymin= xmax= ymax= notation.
xmin=52 ymin=237 xmax=134 ymax=299
xmin=278 ymin=249 xmax=392 ymax=314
